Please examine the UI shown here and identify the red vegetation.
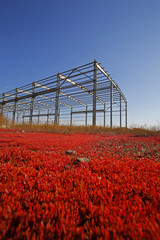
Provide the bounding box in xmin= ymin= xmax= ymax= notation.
xmin=0 ymin=129 xmax=160 ymax=239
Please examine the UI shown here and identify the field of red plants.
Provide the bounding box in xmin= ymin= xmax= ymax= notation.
xmin=0 ymin=128 xmax=160 ymax=239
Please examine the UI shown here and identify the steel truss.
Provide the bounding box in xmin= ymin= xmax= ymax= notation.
xmin=0 ymin=60 xmax=127 ymax=127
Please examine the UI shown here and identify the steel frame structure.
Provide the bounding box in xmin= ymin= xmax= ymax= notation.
xmin=0 ymin=60 xmax=127 ymax=127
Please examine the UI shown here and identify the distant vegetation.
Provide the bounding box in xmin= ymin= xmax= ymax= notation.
xmin=0 ymin=114 xmax=160 ymax=136
xmin=0 ymin=114 xmax=9 ymax=128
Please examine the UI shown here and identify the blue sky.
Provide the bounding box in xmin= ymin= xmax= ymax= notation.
xmin=0 ymin=0 xmax=160 ymax=127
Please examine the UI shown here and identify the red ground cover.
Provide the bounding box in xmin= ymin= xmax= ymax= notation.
xmin=0 ymin=130 xmax=160 ymax=239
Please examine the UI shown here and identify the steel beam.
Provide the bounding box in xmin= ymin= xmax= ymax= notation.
xmin=96 ymin=62 xmax=127 ymax=103
xmin=2 ymin=87 xmax=58 ymax=104
xmin=59 ymin=74 xmax=104 ymax=105
xmin=72 ymin=109 xmax=105 ymax=114
xmin=17 ymin=101 xmax=48 ymax=111
xmin=39 ymin=94 xmax=71 ymax=109
xmin=0 ymin=60 xmax=127 ymax=127
xmin=23 ymin=113 xmax=55 ymax=118
xmin=34 ymin=83 xmax=71 ymax=109
xmin=35 ymin=82 xmax=87 ymax=107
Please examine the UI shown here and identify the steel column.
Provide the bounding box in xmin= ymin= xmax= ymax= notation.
xmin=125 ymin=101 xmax=127 ymax=128
xmin=12 ymin=88 xmax=17 ymax=123
xmin=93 ymin=59 xmax=97 ymax=126
xmin=85 ymin=105 xmax=88 ymax=126
xmin=16 ymin=112 xmax=19 ymax=124
xmin=38 ymin=110 xmax=40 ymax=125
xmin=58 ymin=108 xmax=60 ymax=124
xmin=120 ymin=93 xmax=122 ymax=127
xmin=29 ymin=82 xmax=35 ymax=124
xmin=0 ymin=60 xmax=127 ymax=127
xmin=1 ymin=93 xmax=5 ymax=115
xmin=47 ymin=109 xmax=49 ymax=124
xmin=110 ymin=83 xmax=113 ymax=128
xmin=70 ymin=107 xmax=73 ymax=126
xmin=23 ymin=113 xmax=55 ymax=118
xmin=55 ymin=73 xmax=60 ymax=124
xmin=23 ymin=112 xmax=25 ymax=124
xmin=104 ymin=103 xmax=106 ymax=127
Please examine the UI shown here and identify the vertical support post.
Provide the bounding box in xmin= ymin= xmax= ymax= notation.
xmin=125 ymin=101 xmax=127 ymax=128
xmin=93 ymin=59 xmax=97 ymax=126
xmin=70 ymin=107 xmax=72 ymax=126
xmin=110 ymin=82 xmax=113 ymax=128
xmin=0 ymin=105 xmax=2 ymax=115
xmin=120 ymin=93 xmax=122 ymax=128
xmin=85 ymin=105 xmax=88 ymax=126
xmin=1 ymin=93 xmax=5 ymax=115
xmin=47 ymin=109 xmax=49 ymax=124
xmin=12 ymin=88 xmax=17 ymax=123
xmin=55 ymin=73 xmax=60 ymax=124
xmin=16 ymin=112 xmax=19 ymax=124
xmin=23 ymin=112 xmax=24 ymax=124
xmin=58 ymin=108 xmax=60 ymax=124
xmin=29 ymin=82 xmax=35 ymax=125
xmin=38 ymin=110 xmax=40 ymax=125
xmin=104 ymin=103 xmax=106 ymax=127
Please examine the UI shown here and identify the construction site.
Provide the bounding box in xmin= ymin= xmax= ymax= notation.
xmin=0 ymin=60 xmax=127 ymax=127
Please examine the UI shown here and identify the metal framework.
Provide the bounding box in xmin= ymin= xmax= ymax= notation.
xmin=0 ymin=60 xmax=127 ymax=127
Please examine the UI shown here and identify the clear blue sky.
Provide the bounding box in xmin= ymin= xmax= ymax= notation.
xmin=0 ymin=0 xmax=160 ymax=127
